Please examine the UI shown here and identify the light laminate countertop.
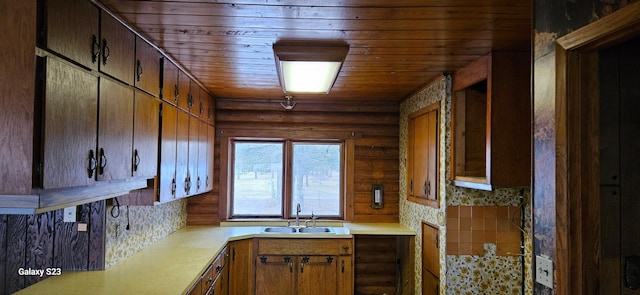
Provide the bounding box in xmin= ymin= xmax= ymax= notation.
xmin=16 ymin=223 xmax=414 ymax=295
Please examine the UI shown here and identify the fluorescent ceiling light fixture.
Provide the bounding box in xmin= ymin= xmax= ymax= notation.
xmin=274 ymin=44 xmax=349 ymax=94
xmin=281 ymin=61 xmax=342 ymax=93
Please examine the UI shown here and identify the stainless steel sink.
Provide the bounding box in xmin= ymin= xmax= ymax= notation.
xmin=260 ymin=226 xmax=335 ymax=234
xmin=262 ymin=226 xmax=297 ymax=233
xmin=298 ymin=227 xmax=335 ymax=234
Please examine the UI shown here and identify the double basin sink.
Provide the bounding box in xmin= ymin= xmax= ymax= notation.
xmin=262 ymin=226 xmax=335 ymax=234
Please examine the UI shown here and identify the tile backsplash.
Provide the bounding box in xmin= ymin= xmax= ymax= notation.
xmin=104 ymin=198 xmax=187 ymax=268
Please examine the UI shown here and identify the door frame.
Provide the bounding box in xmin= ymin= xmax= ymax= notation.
xmin=554 ymin=3 xmax=640 ymax=294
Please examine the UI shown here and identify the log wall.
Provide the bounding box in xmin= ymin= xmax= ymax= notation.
xmin=187 ymin=99 xmax=400 ymax=224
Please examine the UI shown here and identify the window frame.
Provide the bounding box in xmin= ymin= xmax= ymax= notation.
xmin=229 ymin=138 xmax=345 ymax=220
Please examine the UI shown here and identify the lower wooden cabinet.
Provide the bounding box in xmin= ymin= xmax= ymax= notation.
xmin=422 ymin=270 xmax=439 ymax=295
xmin=255 ymin=238 xmax=353 ymax=295
xmin=228 ymin=239 xmax=254 ymax=295
xmin=188 ymin=246 xmax=228 ymax=295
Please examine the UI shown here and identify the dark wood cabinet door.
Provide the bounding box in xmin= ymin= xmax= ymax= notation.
xmin=177 ymin=70 xmax=191 ymax=112
xmin=175 ymin=109 xmax=190 ymax=198
xmin=135 ymin=37 xmax=161 ymax=96
xmin=198 ymin=87 xmax=209 ymax=121
xmin=197 ymin=120 xmax=208 ymax=194
xmin=159 ymin=103 xmax=177 ymax=203
xmin=97 ymin=78 xmax=133 ymax=181
xmin=133 ymin=91 xmax=159 ymax=178
xmin=255 ymin=255 xmax=295 ymax=295
xmin=298 ymin=256 xmax=338 ymax=295
xmin=42 ymin=58 xmax=98 ymax=189
xmin=228 ymin=239 xmax=254 ymax=295
xmin=161 ymin=58 xmax=179 ymax=105
xmin=189 ymin=82 xmax=201 ymax=118
xmin=99 ymin=12 xmax=134 ymax=84
xmin=188 ymin=116 xmax=200 ymax=194
xmin=206 ymin=124 xmax=215 ymax=192
xmin=45 ymin=0 xmax=99 ymax=71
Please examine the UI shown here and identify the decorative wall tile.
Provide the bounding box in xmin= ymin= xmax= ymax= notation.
xmin=104 ymin=199 xmax=187 ymax=268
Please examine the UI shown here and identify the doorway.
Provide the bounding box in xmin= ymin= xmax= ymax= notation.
xmin=553 ymin=2 xmax=640 ymax=294
xmin=599 ymin=37 xmax=640 ymax=294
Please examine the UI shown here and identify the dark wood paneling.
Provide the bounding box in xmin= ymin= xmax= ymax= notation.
xmin=24 ymin=213 xmax=54 ymax=286
xmin=88 ymin=201 xmax=106 ymax=270
xmin=0 ymin=200 xmax=106 ymax=294
xmin=5 ymin=215 xmax=27 ymax=294
xmin=354 ymin=235 xmax=398 ymax=295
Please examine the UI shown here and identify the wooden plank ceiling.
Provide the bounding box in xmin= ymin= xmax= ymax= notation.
xmin=98 ymin=0 xmax=531 ymax=103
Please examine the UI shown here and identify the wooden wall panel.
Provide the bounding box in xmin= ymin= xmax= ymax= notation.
xmin=0 ymin=200 xmax=106 ymax=294
xmin=187 ymin=99 xmax=399 ymax=224
xmin=354 ymin=235 xmax=398 ymax=295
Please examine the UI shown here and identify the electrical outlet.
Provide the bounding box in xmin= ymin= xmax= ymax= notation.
xmin=536 ymin=255 xmax=554 ymax=289
xmin=63 ymin=206 xmax=76 ymax=223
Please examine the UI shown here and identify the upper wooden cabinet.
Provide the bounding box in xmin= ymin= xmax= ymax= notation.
xmin=97 ymin=77 xmax=134 ymax=182
xmin=43 ymin=0 xmax=100 ymax=71
xmin=36 ymin=57 xmax=98 ymax=189
xmin=135 ymin=37 xmax=161 ymax=96
xmin=407 ymin=102 xmax=439 ymax=207
xmin=99 ymin=12 xmax=135 ymax=84
xmin=161 ymin=58 xmax=179 ymax=105
xmin=451 ymin=52 xmax=531 ymax=190
xmin=177 ymin=70 xmax=192 ymax=112
xmin=133 ymin=90 xmax=160 ymax=178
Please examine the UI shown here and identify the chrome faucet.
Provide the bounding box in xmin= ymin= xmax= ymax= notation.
xmin=295 ymin=203 xmax=301 ymax=226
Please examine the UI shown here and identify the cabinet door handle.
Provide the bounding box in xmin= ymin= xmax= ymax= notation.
xmin=197 ymin=176 xmax=201 ymax=191
xmin=435 ymin=234 xmax=439 ymax=249
xmin=91 ymin=35 xmax=100 ymax=64
xmin=98 ymin=148 xmax=107 ymax=175
xmin=171 ymin=177 xmax=176 ymax=196
xmin=341 ymin=260 xmax=345 ymax=273
xmin=88 ymin=149 xmax=97 ymax=178
xmin=173 ymin=85 xmax=179 ymax=103
xmin=102 ymin=39 xmax=110 ymax=66
xmin=215 ymin=265 xmax=222 ymax=273
xmin=410 ymin=179 xmax=413 ymax=193
xmin=136 ymin=60 xmax=143 ymax=82
xmin=427 ymin=181 xmax=431 ymax=196
xmin=133 ymin=149 xmax=140 ymax=172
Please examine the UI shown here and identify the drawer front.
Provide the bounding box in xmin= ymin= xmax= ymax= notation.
xmin=258 ymin=239 xmax=351 ymax=255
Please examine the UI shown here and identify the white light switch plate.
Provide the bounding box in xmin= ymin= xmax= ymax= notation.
xmin=63 ymin=206 xmax=76 ymax=223
xmin=536 ymin=255 xmax=554 ymax=289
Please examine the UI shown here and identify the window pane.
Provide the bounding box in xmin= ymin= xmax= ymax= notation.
xmin=291 ymin=143 xmax=341 ymax=217
xmin=232 ymin=142 xmax=283 ymax=216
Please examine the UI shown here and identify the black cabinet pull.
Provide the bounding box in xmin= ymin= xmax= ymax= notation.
xmin=136 ymin=60 xmax=143 ymax=81
xmin=102 ymin=39 xmax=110 ymax=66
xmin=170 ymin=178 xmax=176 ymax=196
xmin=197 ymin=176 xmax=201 ymax=191
xmin=173 ymin=85 xmax=179 ymax=103
xmin=133 ymin=149 xmax=140 ymax=172
xmin=410 ymin=179 xmax=413 ymax=193
xmin=88 ymin=149 xmax=97 ymax=178
xmin=341 ymin=260 xmax=345 ymax=273
xmin=91 ymin=35 xmax=100 ymax=64
xmin=215 ymin=265 xmax=222 ymax=273
xmin=98 ymin=148 xmax=107 ymax=175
